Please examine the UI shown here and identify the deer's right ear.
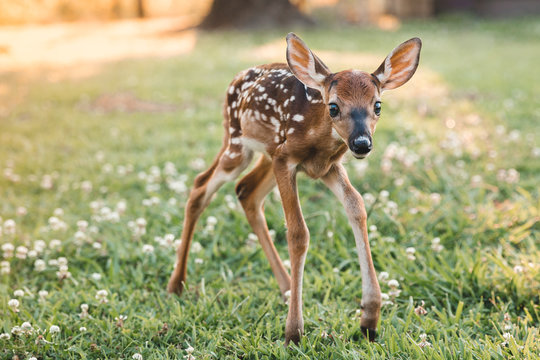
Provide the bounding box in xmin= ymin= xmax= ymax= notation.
xmin=286 ymin=33 xmax=331 ymax=94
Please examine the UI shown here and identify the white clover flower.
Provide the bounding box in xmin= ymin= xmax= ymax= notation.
xmin=38 ymin=290 xmax=49 ymax=301
xmin=48 ymin=259 xmax=59 ymax=267
xmin=77 ymin=220 xmax=89 ymax=232
xmin=34 ymin=240 xmax=46 ymax=253
xmin=28 ymin=250 xmax=37 ymax=258
xmin=378 ymin=271 xmax=389 ymax=281
xmin=92 ymin=242 xmax=102 ymax=250
xmin=49 ymin=239 xmax=62 ymax=249
xmin=14 ymin=289 xmax=24 ymax=297
xmin=513 ymin=265 xmax=524 ymax=274
xmin=79 ymin=327 xmax=87 ymax=332
xmin=142 ymin=244 xmax=155 ymax=254
xmin=0 ymin=333 xmax=10 ymax=340
xmin=190 ymin=158 xmax=205 ymax=170
xmin=133 ymin=353 xmax=143 ymax=360
xmin=81 ymin=181 xmax=93 ymax=193
xmin=283 ymin=259 xmax=291 ymax=269
xmin=1 ymin=260 xmax=10 ymax=274
xmin=16 ymin=207 xmax=27 ymax=216
xmin=49 ymin=325 xmax=60 ymax=334
xmin=381 ymin=293 xmax=393 ymax=306
xmin=186 ymin=344 xmax=194 ymax=354
xmin=388 ymin=279 xmax=399 ymax=288
xmin=21 ymin=322 xmax=33 ymax=333
xmin=136 ymin=218 xmax=147 ymax=227
xmin=418 ymin=333 xmax=431 ymax=348
xmin=91 ymin=273 xmax=102 ymax=281
xmin=503 ymin=332 xmax=512 ymax=341
xmin=246 ymin=233 xmax=258 ymax=247
xmin=15 ymin=246 xmax=28 ymax=259
xmin=504 ymin=324 xmax=512 ymax=331
xmin=41 ymin=175 xmax=54 ymax=189
xmin=363 ymin=193 xmax=375 ymax=206
xmin=80 ymin=303 xmax=89 ymax=318
xmin=96 ymin=290 xmax=108 ymax=303
xmin=57 ymin=257 xmax=68 ymax=266
xmin=191 ymin=242 xmax=202 ymax=253
xmin=429 ymin=193 xmax=441 ymax=205
xmin=56 ymin=264 xmax=71 ymax=279
xmin=431 ymin=237 xmax=444 ymax=252
xmin=406 ymin=247 xmax=416 ymax=261
xmin=53 ymin=208 xmax=64 ymax=217
xmin=194 ymin=258 xmax=203 ymax=264
xmin=8 ymin=299 xmax=20 ymax=312
xmin=3 ymin=219 xmax=16 ymax=235
xmin=206 ymin=216 xmax=218 ymax=226
xmin=11 ymin=326 xmax=22 ymax=336
xmin=75 ymin=231 xmax=87 ymax=243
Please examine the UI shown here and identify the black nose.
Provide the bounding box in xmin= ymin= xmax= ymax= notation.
xmin=352 ymin=136 xmax=372 ymax=154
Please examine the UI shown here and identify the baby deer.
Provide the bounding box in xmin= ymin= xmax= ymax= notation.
xmin=168 ymin=33 xmax=422 ymax=345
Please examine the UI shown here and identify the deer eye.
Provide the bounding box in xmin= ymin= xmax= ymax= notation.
xmin=374 ymin=101 xmax=382 ymax=116
xmin=329 ymin=103 xmax=340 ymax=117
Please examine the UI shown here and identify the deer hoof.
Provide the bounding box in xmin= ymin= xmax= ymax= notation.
xmin=166 ymin=278 xmax=184 ymax=296
xmin=360 ymin=326 xmax=377 ymax=342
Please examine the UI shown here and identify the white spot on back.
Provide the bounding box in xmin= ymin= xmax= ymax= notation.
xmin=292 ymin=114 xmax=304 ymax=122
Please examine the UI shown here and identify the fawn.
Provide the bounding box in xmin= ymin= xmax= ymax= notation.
xmin=168 ymin=33 xmax=422 ymax=345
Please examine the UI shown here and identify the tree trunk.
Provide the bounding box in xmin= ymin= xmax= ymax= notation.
xmin=136 ymin=0 xmax=145 ymax=18
xmin=200 ymin=0 xmax=313 ymax=29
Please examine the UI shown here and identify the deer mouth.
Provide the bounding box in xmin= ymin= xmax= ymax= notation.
xmin=351 ymin=151 xmax=370 ymax=159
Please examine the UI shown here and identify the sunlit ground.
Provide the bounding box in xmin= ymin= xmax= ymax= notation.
xmin=0 ymin=16 xmax=539 ymax=359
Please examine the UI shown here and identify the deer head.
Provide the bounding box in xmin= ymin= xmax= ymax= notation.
xmin=286 ymin=33 xmax=422 ymax=159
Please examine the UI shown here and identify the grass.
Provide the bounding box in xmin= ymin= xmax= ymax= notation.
xmin=1 ymin=16 xmax=539 ymax=359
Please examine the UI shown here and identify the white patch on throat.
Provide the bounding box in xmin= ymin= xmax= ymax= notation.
xmin=331 ymin=127 xmax=342 ymax=141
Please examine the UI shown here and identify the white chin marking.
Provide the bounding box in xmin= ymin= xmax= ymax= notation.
xmin=352 ymin=152 xmax=368 ymax=159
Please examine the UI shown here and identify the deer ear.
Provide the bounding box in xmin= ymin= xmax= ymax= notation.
xmin=373 ymin=38 xmax=422 ymax=92
xmin=286 ymin=33 xmax=331 ymax=93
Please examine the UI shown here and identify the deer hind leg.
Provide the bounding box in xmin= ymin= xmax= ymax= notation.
xmin=167 ymin=142 xmax=253 ymax=295
xmin=235 ymin=155 xmax=291 ymax=297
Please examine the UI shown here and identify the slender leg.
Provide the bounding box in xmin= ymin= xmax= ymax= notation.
xmin=236 ymin=155 xmax=291 ymax=297
xmin=273 ymin=159 xmax=309 ymax=345
xmin=322 ymin=163 xmax=381 ymax=341
xmin=167 ymin=146 xmax=253 ymax=295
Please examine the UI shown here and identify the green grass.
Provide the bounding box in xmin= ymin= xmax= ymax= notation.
xmin=1 ymin=17 xmax=539 ymax=359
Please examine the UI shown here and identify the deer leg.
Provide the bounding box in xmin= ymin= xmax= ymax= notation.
xmin=273 ymin=159 xmax=309 ymax=346
xmin=322 ymin=163 xmax=381 ymax=341
xmin=236 ymin=155 xmax=291 ymax=297
xmin=167 ymin=145 xmax=253 ymax=295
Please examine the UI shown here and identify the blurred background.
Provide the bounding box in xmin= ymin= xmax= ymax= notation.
xmin=1 ymin=0 xmax=539 ymax=25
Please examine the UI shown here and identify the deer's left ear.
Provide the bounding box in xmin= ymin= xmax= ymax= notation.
xmin=286 ymin=33 xmax=331 ymax=94
xmin=373 ymin=38 xmax=422 ymax=92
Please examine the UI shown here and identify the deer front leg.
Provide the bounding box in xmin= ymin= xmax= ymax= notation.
xmin=322 ymin=163 xmax=381 ymax=341
xmin=273 ymin=159 xmax=309 ymax=346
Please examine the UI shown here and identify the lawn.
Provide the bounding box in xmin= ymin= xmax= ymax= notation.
xmin=0 ymin=16 xmax=539 ymax=359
